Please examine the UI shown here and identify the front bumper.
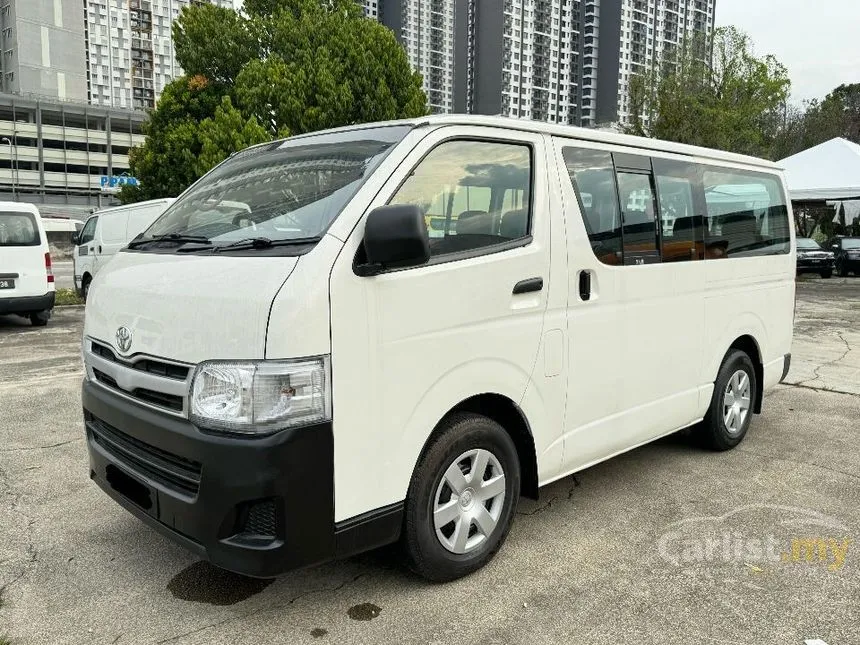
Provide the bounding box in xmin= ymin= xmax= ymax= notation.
xmin=796 ymin=258 xmax=834 ymax=272
xmin=0 ymin=291 xmax=55 ymax=315
xmin=82 ymin=379 xmax=402 ymax=577
xmin=84 ymin=379 xmax=339 ymax=577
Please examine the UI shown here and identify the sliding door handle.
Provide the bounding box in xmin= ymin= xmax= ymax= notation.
xmin=513 ymin=277 xmax=544 ymax=295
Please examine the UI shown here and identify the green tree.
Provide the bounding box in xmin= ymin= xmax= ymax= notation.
xmin=121 ymin=0 xmax=426 ymax=203
xmin=196 ymin=96 xmax=270 ymax=175
xmin=771 ymin=83 xmax=860 ymax=159
xmin=627 ymin=27 xmax=791 ymax=158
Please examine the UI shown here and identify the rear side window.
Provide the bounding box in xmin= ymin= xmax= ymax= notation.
xmin=388 ymin=139 xmax=532 ymax=258
xmin=703 ymin=170 xmax=790 ymax=258
xmin=0 ymin=212 xmax=40 ymax=246
xmin=562 ymin=148 xmax=622 ymax=265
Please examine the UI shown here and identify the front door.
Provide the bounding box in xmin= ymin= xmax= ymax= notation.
xmin=74 ymin=215 xmax=98 ymax=285
xmin=329 ymin=126 xmax=553 ymax=522
xmin=552 ymin=139 xmax=705 ymax=472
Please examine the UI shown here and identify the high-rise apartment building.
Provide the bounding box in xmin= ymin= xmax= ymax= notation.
xmin=365 ymin=0 xmax=715 ymax=127
xmin=599 ymin=0 xmax=716 ymax=124
xmin=368 ymin=0 xmax=456 ymax=113
xmin=0 ymin=0 xmax=88 ymax=102
xmin=84 ymin=0 xmax=235 ymax=111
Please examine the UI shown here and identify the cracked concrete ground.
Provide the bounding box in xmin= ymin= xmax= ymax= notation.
xmin=1 ymin=281 xmax=859 ymax=645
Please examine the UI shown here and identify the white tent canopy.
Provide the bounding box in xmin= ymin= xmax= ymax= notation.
xmin=780 ymin=138 xmax=860 ymax=202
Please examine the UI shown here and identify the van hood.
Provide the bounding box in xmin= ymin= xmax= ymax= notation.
xmin=85 ymin=251 xmax=298 ymax=364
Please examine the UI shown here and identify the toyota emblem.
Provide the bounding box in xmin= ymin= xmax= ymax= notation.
xmin=115 ymin=326 xmax=133 ymax=354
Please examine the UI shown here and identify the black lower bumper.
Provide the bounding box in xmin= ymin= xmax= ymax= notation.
xmin=82 ymin=380 xmax=402 ymax=577
xmin=796 ymin=260 xmax=834 ymax=273
xmin=0 ymin=291 xmax=55 ymax=315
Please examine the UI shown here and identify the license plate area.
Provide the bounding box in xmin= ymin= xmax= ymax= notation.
xmin=106 ymin=464 xmax=155 ymax=513
xmin=0 ymin=279 xmax=14 ymax=289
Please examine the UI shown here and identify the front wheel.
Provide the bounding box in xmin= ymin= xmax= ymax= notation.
xmin=402 ymin=413 xmax=520 ymax=582
xmin=697 ymin=349 xmax=757 ymax=451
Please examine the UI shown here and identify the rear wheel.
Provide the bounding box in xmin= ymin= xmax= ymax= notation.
xmin=29 ymin=310 xmax=50 ymax=327
xmin=697 ymin=349 xmax=757 ymax=451
xmin=402 ymin=413 xmax=520 ymax=582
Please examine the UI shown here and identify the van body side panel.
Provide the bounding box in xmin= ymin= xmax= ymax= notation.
xmin=520 ymin=134 xmax=571 ymax=485
xmin=553 ymin=140 xmax=704 ymax=473
xmin=329 ymin=126 xmax=552 ymax=522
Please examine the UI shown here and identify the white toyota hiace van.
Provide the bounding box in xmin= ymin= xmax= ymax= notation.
xmin=0 ymin=202 xmax=55 ymax=326
xmin=74 ymin=198 xmax=174 ymax=299
xmin=81 ymin=116 xmax=795 ymax=581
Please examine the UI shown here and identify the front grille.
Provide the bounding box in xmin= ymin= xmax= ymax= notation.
xmin=92 ymin=368 xmax=184 ymax=412
xmin=241 ymin=500 xmax=278 ymax=538
xmin=87 ymin=414 xmax=202 ymax=496
xmin=91 ymin=341 xmax=189 ymax=380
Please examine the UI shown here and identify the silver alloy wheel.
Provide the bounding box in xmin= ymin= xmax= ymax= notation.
xmin=723 ymin=369 xmax=751 ymax=434
xmin=433 ymin=448 xmax=506 ymax=554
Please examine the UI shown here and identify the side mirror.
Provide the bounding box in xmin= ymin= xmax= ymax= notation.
xmin=71 ymin=233 xmax=80 ymax=246
xmin=832 ymin=244 xmax=839 ymax=250
xmin=356 ymin=205 xmax=430 ymax=276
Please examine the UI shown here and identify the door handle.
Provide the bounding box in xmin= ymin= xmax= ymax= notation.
xmin=512 ymin=277 xmax=543 ymax=295
xmin=98 ymin=246 xmax=102 ymax=254
xmin=579 ymin=270 xmax=592 ymax=301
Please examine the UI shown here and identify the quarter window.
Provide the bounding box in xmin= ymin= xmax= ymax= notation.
xmin=388 ymin=140 xmax=532 ymax=257
xmin=563 ymin=148 xmax=622 ymax=265
xmin=703 ymin=170 xmax=790 ymax=257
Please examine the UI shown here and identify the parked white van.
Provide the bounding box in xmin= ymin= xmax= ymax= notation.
xmin=74 ymin=198 xmax=174 ymax=299
xmin=81 ymin=116 xmax=795 ymax=581
xmin=0 ymin=203 xmax=55 ymax=326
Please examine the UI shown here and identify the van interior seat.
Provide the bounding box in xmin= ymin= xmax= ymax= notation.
xmin=721 ymin=211 xmax=760 ymax=253
xmin=500 ymin=209 xmax=529 ymax=239
xmin=673 ymin=216 xmax=698 ymax=235
xmin=456 ymin=210 xmax=492 ymax=235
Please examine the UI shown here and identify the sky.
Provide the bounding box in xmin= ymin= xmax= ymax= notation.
xmin=716 ymin=0 xmax=860 ymax=103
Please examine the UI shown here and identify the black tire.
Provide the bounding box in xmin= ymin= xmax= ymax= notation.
xmin=81 ymin=275 xmax=91 ymax=301
xmin=402 ymin=413 xmax=520 ymax=582
xmin=820 ymin=270 xmax=832 ymax=279
xmin=29 ymin=310 xmax=50 ymax=327
xmin=838 ymin=261 xmax=849 ymax=277
xmin=698 ymin=349 xmax=757 ymax=451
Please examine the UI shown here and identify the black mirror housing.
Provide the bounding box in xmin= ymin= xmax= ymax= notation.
xmin=358 ymin=205 xmax=430 ymax=276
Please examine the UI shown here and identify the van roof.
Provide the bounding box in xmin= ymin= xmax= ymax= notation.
xmin=0 ymin=202 xmax=41 ymax=217
xmin=269 ymin=115 xmax=781 ymax=172
xmin=92 ymin=197 xmax=175 ymax=217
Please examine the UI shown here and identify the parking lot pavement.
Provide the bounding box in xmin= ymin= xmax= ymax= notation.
xmin=786 ymin=277 xmax=860 ymax=395
xmin=1 ymin=289 xmax=859 ymax=645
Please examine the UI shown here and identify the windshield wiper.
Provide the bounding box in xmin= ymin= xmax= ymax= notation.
xmin=127 ymin=233 xmax=211 ymax=249
xmin=213 ymin=236 xmax=321 ymax=253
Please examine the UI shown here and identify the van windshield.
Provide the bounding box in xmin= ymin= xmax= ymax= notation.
xmin=0 ymin=212 xmax=40 ymax=246
xmin=137 ymin=126 xmax=411 ymax=250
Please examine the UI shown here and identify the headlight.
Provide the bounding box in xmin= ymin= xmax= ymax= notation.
xmin=190 ymin=357 xmax=331 ymax=435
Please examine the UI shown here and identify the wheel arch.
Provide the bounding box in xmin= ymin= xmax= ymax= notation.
xmin=726 ymin=334 xmax=764 ymax=413
xmin=420 ymin=393 xmax=539 ymax=501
